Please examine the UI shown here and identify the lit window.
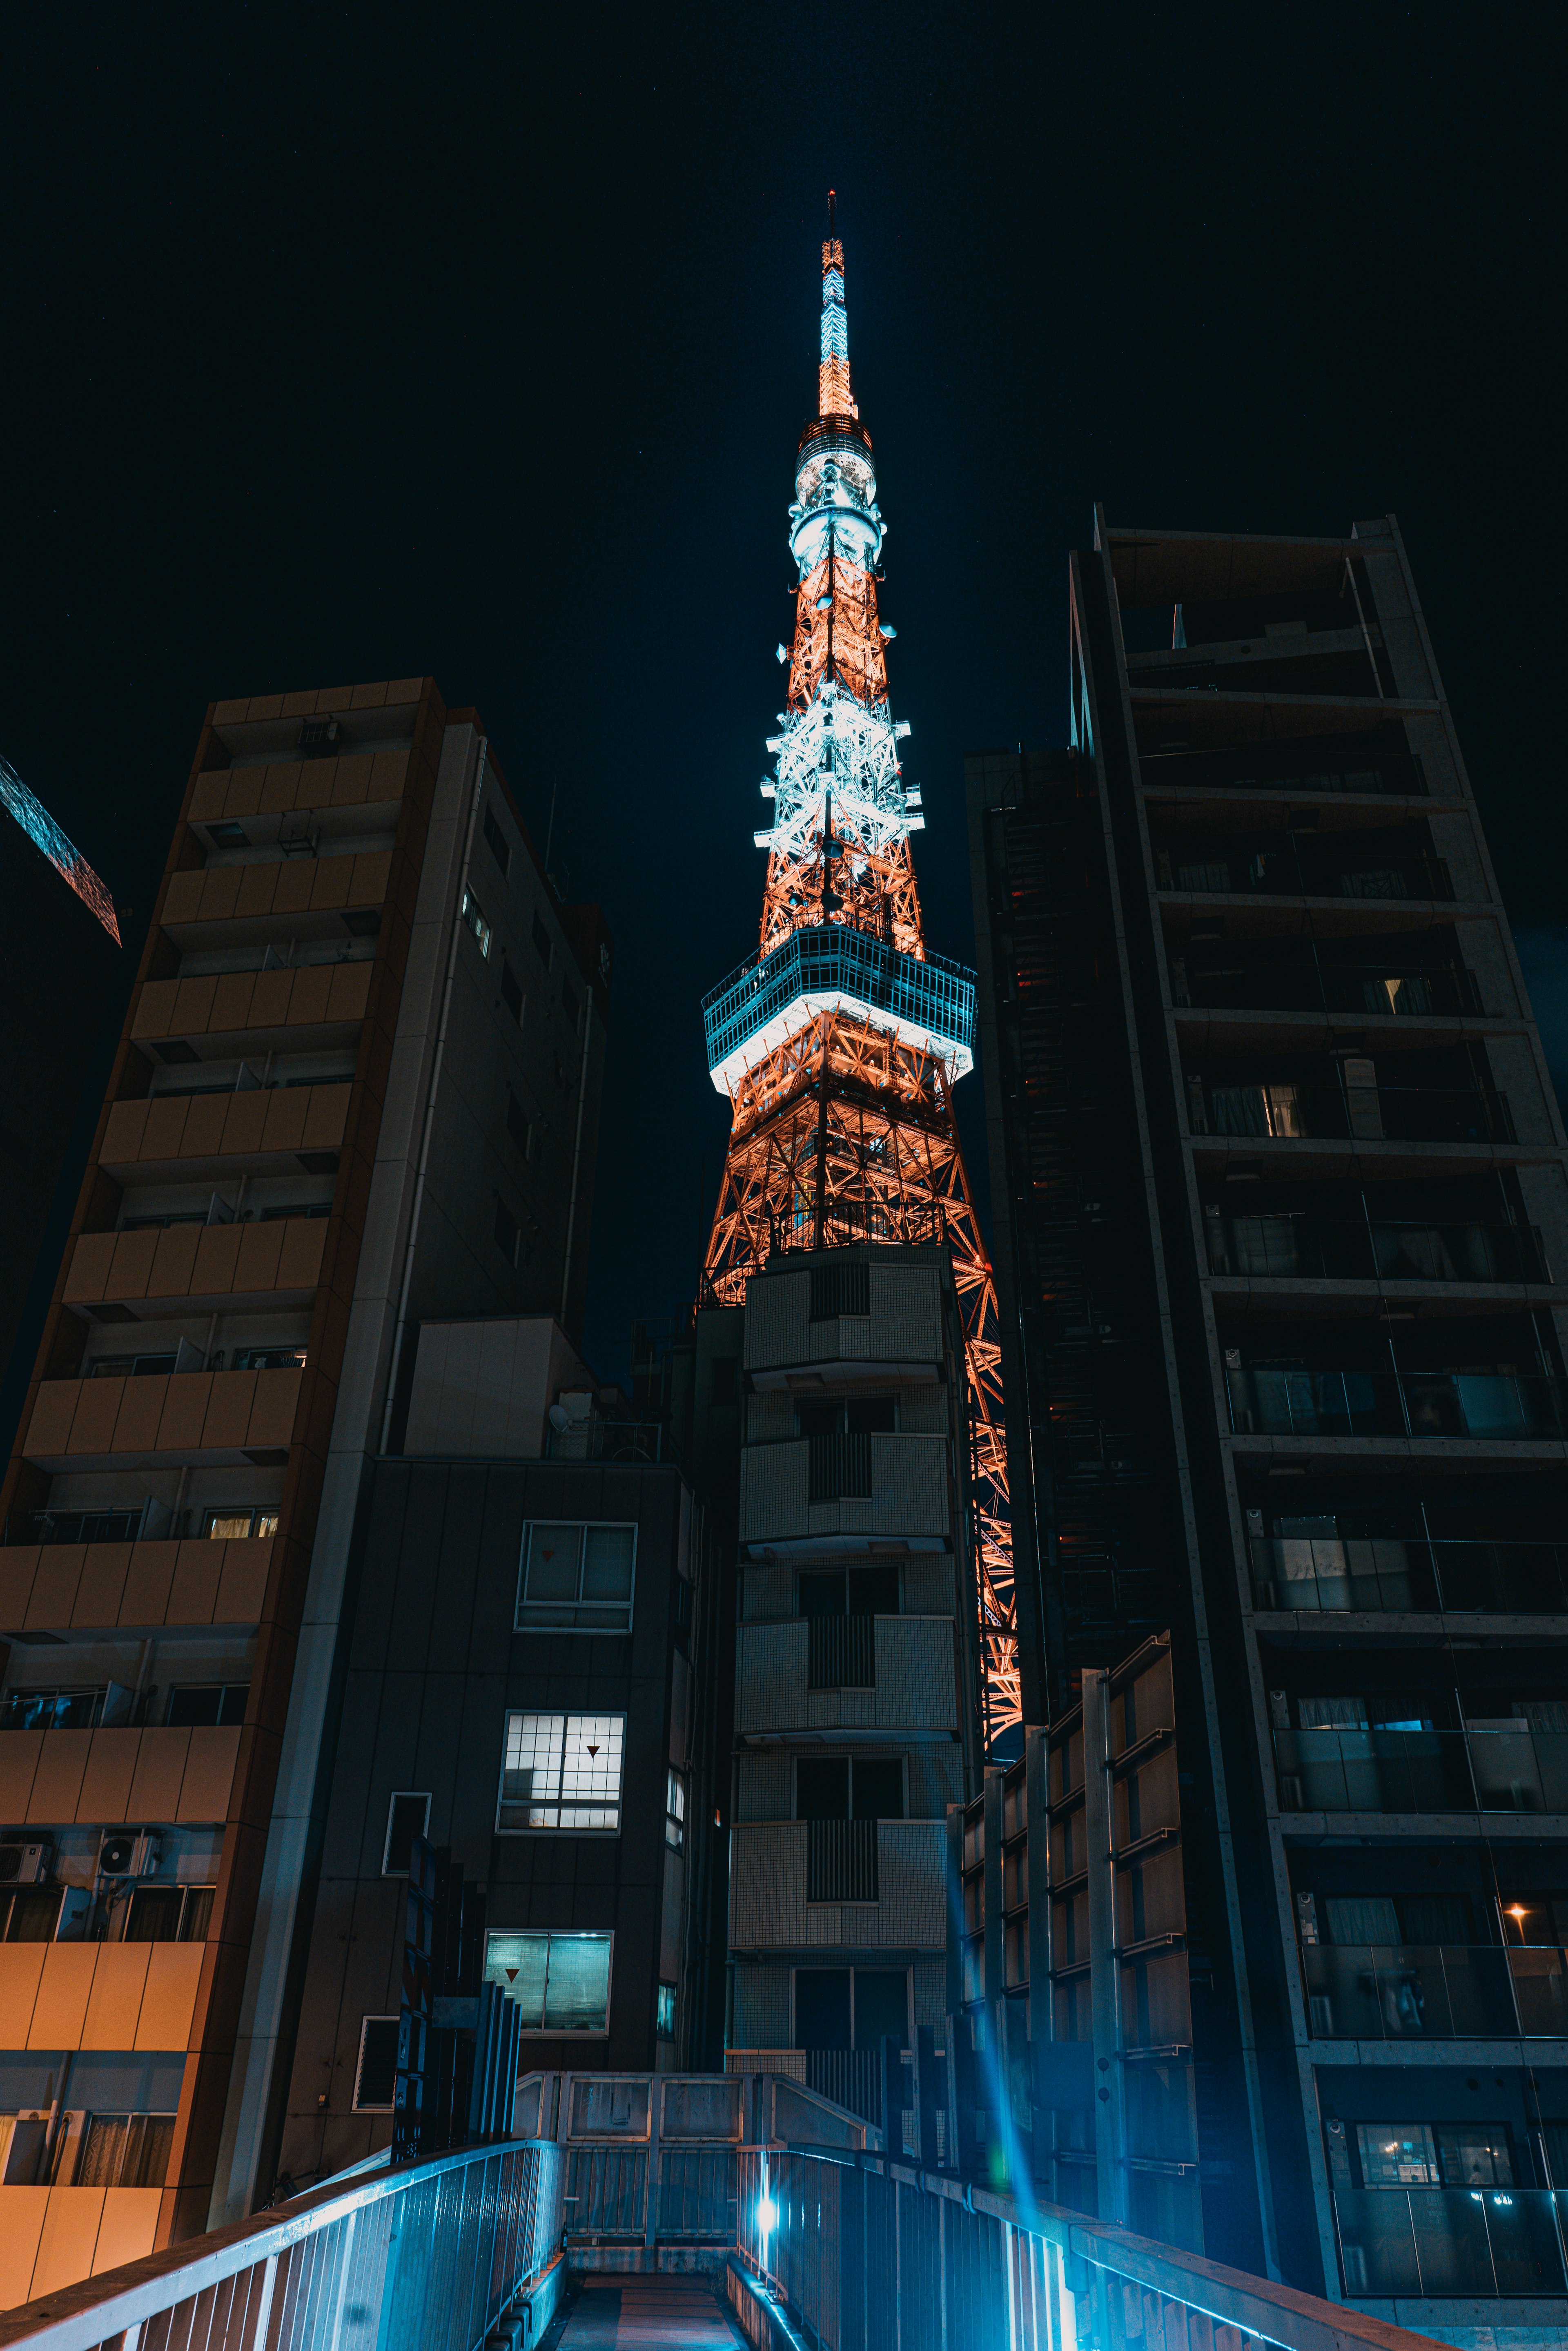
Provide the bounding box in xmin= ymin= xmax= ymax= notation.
xmin=483 ymin=1929 xmax=612 ymax=2034
xmin=666 ymin=1769 xmax=685 ymax=1851
xmin=516 ymin=1522 xmax=636 ymax=1632
xmin=498 ymin=1712 xmax=625 ymax=1834
xmin=202 ymin=1506 xmax=279 ymax=1541
xmin=656 ymin=1982 xmax=677 ymax=2038
xmin=461 ymin=889 xmax=492 ymax=958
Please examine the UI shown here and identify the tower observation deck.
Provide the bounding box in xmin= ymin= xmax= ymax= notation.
xmin=700 ymin=198 xmax=1021 ymax=1735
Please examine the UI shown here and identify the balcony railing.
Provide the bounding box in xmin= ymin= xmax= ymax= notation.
xmin=807 ymin=1816 xmax=878 ymax=1901
xmin=1250 ymin=1535 xmax=1568 ymax=1615
xmin=808 ymin=1431 xmax=872 ymax=1502
xmin=808 ymin=1613 xmax=876 ymax=1689
xmin=1172 ymin=958 xmax=1483 ymax=1019
xmin=1190 ymin=1078 xmax=1514 ymax=1147
xmin=1274 ymin=1725 xmax=1568 ymax=1814
xmin=1207 ymin=1212 xmax=1547 ymax=1284
xmin=1225 ymin=1363 xmax=1568 ymax=1442
xmin=1334 ymin=2186 xmax=1566 ymax=2298
xmin=1159 ymin=851 xmax=1454 ymax=903
xmin=1302 ymin=1940 xmax=1568 ymax=2040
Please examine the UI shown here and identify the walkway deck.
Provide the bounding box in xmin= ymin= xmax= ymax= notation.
xmin=547 ymin=2278 xmax=748 ymax=2351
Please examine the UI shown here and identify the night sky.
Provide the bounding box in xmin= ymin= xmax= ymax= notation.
xmin=4 ymin=7 xmax=1561 ymax=1384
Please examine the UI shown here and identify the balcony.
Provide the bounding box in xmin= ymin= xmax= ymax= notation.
xmin=1225 ymin=1363 xmax=1568 ymax=1443
xmin=1334 ymin=2188 xmax=1566 ymax=2298
xmin=1274 ymin=1725 xmax=1568 ymax=1816
xmin=0 ymin=1721 xmax=241 ymax=1825
xmin=1250 ymin=1535 xmax=1568 ymax=1616
xmin=734 ymin=1617 xmax=956 ymax=1735
xmin=132 ymin=958 xmax=371 ymax=1053
xmin=160 ymin=846 xmax=392 ymax=937
xmin=739 ymin=1433 xmax=951 ymax=1547
xmin=1157 ymin=845 xmax=1454 ymax=903
xmin=63 ymin=1214 xmax=327 ymax=1315
xmin=187 ymin=747 xmax=408 ymax=830
xmin=99 ymin=1080 xmax=350 ymax=1179
xmin=1207 ymin=1211 xmax=1546 ymax=1285
xmin=741 ymin=1259 xmax=947 ymax=1376
xmin=728 ymin=1818 xmax=946 ymax=1949
xmin=1171 ymin=952 xmax=1483 ymax=1021
xmin=1298 ymin=1941 xmax=1531 ymax=2039
xmin=0 ymin=1536 xmax=271 ymax=1631
xmin=1188 ymin=1076 xmax=1513 ymax=1149
xmin=23 ymin=1366 xmax=303 ymax=1471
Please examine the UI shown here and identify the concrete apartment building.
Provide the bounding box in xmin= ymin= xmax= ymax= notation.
xmin=0 ymin=679 xmax=608 ymax=2305
xmin=721 ymin=1244 xmax=984 ymax=2125
xmin=276 ymin=1314 xmax=724 ymax=2185
xmin=968 ymin=515 xmax=1568 ymax=2340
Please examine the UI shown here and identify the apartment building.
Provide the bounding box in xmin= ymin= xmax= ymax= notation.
xmin=0 ymin=679 xmax=608 ymax=2305
xmin=275 ymin=1314 xmax=722 ymax=2184
xmin=969 ymin=515 xmax=1568 ymax=2340
xmin=722 ymin=1244 xmax=984 ymax=2127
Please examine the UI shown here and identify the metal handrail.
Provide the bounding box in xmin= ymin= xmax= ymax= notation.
xmin=0 ymin=2135 xmax=564 ymax=2351
xmin=735 ymin=2144 xmax=1451 ymax=2351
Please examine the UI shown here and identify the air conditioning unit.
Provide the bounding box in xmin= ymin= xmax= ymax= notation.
xmin=98 ymin=1830 xmax=161 ymax=1879
xmin=0 ymin=1840 xmax=51 ymax=1887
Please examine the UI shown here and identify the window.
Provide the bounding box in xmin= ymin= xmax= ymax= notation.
xmin=15 ymin=1506 xmax=143 ymax=1545
xmin=1354 ymin=2121 xmax=1515 ymax=2191
xmin=517 ymin=1522 xmax=636 ymax=1632
xmin=798 ymin=1564 xmax=900 ymax=1618
xmin=482 ymin=806 xmax=511 ymax=876
xmin=166 ymin=1683 xmax=249 ymax=1728
xmin=461 ymin=887 xmax=492 ymax=958
xmin=794 ymin=1967 xmax=908 ymax=2050
xmin=666 ymin=1770 xmax=686 ymax=1850
xmin=532 ymin=913 xmax=553 ymax=968
xmin=89 ymin=1352 xmax=178 ymax=1379
xmin=201 ymin=1507 xmax=280 ymax=1540
xmin=232 ymin=1348 xmax=307 ymax=1372
xmin=795 ymin=1756 xmax=904 ymax=1821
xmin=382 ymin=1791 xmax=432 ymax=1876
xmin=72 ymin=2113 xmax=175 ymax=2188
xmin=795 ymin=1395 xmax=895 ymax=1438
xmin=498 ymin=1712 xmax=625 ymax=1833
xmin=124 ymin=1883 xmax=214 ymax=1942
xmin=500 ymin=958 xmax=523 ymax=1023
xmin=656 ymin=1982 xmax=677 ymax=2039
xmin=1 ymin=1888 xmax=62 ymax=1942
xmin=354 ymin=2016 xmax=400 ymax=2112
xmin=483 ymin=1929 xmax=612 ymax=2034
xmin=810 ymin=1260 xmax=869 ymax=1320
xmin=494 ymin=1198 xmax=520 ymax=1266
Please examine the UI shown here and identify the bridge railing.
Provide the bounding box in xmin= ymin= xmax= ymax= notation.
xmin=0 ymin=2136 xmax=564 ymax=2351
xmin=731 ymin=2144 xmax=1447 ymax=2351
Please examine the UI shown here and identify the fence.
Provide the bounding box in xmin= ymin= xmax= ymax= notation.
xmin=0 ymin=2137 xmax=563 ymax=2351
xmin=731 ymin=2144 xmax=1449 ymax=2351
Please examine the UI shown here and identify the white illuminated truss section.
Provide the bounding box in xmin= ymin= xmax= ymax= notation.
xmin=753 ymin=678 xmax=918 ymax=862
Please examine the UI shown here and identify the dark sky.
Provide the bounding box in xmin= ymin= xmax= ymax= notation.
xmin=4 ymin=5 xmax=1562 ymax=1382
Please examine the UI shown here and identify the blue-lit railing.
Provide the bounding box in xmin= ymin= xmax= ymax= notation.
xmin=703 ymin=925 xmax=974 ymax=1073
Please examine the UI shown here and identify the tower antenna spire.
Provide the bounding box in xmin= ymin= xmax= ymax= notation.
xmin=699 ymin=213 xmax=1021 ymax=1738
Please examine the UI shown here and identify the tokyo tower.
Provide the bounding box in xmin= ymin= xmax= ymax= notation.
xmin=700 ymin=199 xmax=1020 ymax=1734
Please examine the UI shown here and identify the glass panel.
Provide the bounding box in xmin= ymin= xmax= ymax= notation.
xmin=205 ymin=1513 xmax=254 ymax=1541
xmin=523 ymin=1525 xmax=583 ymax=1604
xmin=76 ymin=2117 xmax=130 ymax=2188
xmin=485 ymin=1932 xmax=549 ymax=2028
xmin=581 ymin=1526 xmax=635 ymax=1607
xmin=124 ymin=2115 xmax=174 ymax=2188
xmin=557 ymin=1716 xmax=624 ymax=1830
xmin=1324 ymin=1897 xmax=1399 ymax=1944
xmin=542 ymin=1934 xmax=612 ymax=2032
xmin=1358 ymin=2123 xmax=1440 ymax=2187
xmin=180 ymin=1887 xmax=215 ymax=1943
xmin=500 ymin=1713 xmax=565 ymax=1829
xmin=5 ymin=1889 xmax=60 ymax=1943
xmin=125 ymin=1886 xmax=184 ymax=1943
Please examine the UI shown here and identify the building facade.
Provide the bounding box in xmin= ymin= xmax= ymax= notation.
xmin=276 ymin=1313 xmax=721 ymax=2184
xmin=723 ymin=1244 xmax=983 ymax=2125
xmin=0 ymin=679 xmax=608 ymax=2301
xmin=971 ymin=514 xmax=1568 ymax=2339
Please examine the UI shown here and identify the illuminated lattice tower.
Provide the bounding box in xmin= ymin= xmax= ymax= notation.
xmin=701 ymin=203 xmax=1020 ymax=1735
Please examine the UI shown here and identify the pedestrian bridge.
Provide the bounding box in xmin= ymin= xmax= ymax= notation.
xmin=0 ymin=2071 xmax=1443 ymax=2351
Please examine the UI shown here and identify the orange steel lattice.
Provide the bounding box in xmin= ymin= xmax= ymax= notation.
xmin=700 ymin=203 xmax=1020 ymax=1738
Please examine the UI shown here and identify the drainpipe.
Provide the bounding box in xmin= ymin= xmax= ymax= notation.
xmin=378 ymin=739 xmax=489 ymax=1453
xmin=559 ymin=985 xmax=597 ymax=1331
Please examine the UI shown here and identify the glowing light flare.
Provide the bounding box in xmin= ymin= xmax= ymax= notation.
xmin=0 ymin=755 xmax=120 ymax=944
